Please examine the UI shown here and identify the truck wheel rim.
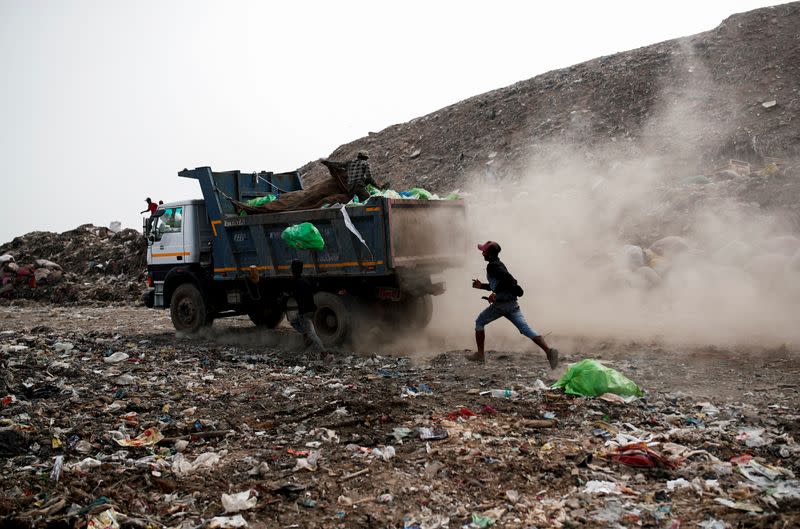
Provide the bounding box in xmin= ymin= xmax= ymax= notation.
xmin=315 ymin=307 xmax=338 ymax=337
xmin=177 ymin=298 xmax=196 ymax=325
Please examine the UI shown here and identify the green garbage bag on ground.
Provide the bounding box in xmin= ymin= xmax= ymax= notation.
xmin=246 ymin=194 xmax=277 ymax=207
xmin=281 ymin=223 xmax=325 ymax=251
xmin=552 ymin=359 xmax=643 ymax=397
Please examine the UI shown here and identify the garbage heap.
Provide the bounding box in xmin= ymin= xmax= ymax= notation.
xmin=0 ymin=224 xmax=146 ymax=304
xmin=1 ymin=323 xmax=797 ymax=528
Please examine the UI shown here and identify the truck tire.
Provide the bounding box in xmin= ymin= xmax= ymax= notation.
xmin=392 ymin=295 xmax=433 ymax=329
xmin=313 ymin=292 xmax=351 ymax=347
xmin=411 ymin=295 xmax=434 ymax=328
xmin=170 ymin=283 xmax=209 ymax=333
xmin=248 ymin=302 xmax=285 ymax=328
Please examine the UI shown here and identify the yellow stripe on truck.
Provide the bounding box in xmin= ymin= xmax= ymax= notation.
xmin=152 ymin=252 xmax=191 ymax=257
xmin=213 ymin=261 xmax=384 ymax=273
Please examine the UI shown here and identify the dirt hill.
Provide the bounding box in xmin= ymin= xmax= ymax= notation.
xmin=300 ymin=2 xmax=800 ymax=194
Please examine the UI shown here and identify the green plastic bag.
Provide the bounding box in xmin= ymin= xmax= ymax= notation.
xmin=281 ymin=223 xmax=325 ymax=251
xmin=367 ymin=184 xmax=403 ymax=199
xmin=246 ymin=194 xmax=277 ymax=207
xmin=552 ymin=359 xmax=643 ymax=397
xmin=405 ymin=187 xmax=433 ymax=200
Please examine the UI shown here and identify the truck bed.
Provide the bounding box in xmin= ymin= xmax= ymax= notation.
xmin=180 ymin=167 xmax=466 ymax=280
xmin=216 ymin=197 xmax=466 ymax=279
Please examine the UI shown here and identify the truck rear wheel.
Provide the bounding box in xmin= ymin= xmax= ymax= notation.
xmin=389 ymin=295 xmax=433 ymax=330
xmin=170 ymin=283 xmax=209 ymax=333
xmin=313 ymin=292 xmax=351 ymax=347
xmin=407 ymin=295 xmax=433 ymax=328
xmin=248 ymin=302 xmax=285 ymax=328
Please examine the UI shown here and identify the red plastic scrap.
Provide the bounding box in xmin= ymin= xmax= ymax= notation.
xmin=287 ymin=448 xmax=309 ymax=457
xmin=445 ymin=407 xmax=477 ymax=421
xmin=610 ymin=442 xmax=679 ymax=469
xmin=730 ymin=454 xmax=753 ymax=465
xmin=479 ymin=405 xmax=498 ymax=415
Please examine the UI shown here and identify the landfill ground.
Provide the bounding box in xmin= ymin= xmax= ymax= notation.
xmin=1 ymin=304 xmax=799 ymax=529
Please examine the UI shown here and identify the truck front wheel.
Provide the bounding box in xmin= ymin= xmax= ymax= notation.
xmin=170 ymin=283 xmax=209 ymax=333
xmin=313 ymin=292 xmax=351 ymax=347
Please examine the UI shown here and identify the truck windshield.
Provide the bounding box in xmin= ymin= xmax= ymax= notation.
xmin=152 ymin=207 xmax=182 ymax=240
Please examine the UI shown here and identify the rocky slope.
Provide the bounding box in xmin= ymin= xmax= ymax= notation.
xmin=300 ymin=2 xmax=800 ymax=194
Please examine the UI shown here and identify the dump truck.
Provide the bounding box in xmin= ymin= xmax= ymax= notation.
xmin=143 ymin=166 xmax=467 ymax=346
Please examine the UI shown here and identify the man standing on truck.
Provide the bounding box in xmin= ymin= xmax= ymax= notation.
xmin=140 ymin=197 xmax=158 ymax=234
xmin=286 ymin=259 xmax=329 ymax=361
xmin=345 ymin=152 xmax=387 ymax=201
xmin=466 ymin=241 xmax=559 ymax=369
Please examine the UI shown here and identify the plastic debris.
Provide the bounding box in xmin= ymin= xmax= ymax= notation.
xmin=583 ymin=480 xmax=625 ymax=495
xmin=293 ymin=450 xmax=320 ymax=472
xmin=208 ymin=514 xmax=248 ymax=528
xmin=470 ymin=513 xmax=495 ymax=527
xmin=418 ymin=426 xmax=449 ymax=441
xmin=481 ymin=389 xmax=519 ymax=398
xmin=50 ymin=455 xmax=64 ymax=482
xmin=713 ymin=498 xmax=763 ymax=512
xmin=221 ymin=490 xmax=257 ymax=513
xmin=87 ymin=509 xmax=121 ymax=529
xmin=391 ymin=427 xmax=413 ymax=443
xmin=698 ymin=520 xmax=726 ymax=529
xmin=280 ymin=222 xmax=325 ymax=250
xmin=172 ymin=451 xmax=224 ymax=476
xmin=103 ymin=352 xmax=129 ymax=363
xmin=114 ymin=427 xmax=164 ymax=447
xmin=610 ymin=443 xmax=679 ymax=469
xmin=245 ymin=194 xmax=277 ymax=207
xmin=68 ymin=457 xmax=102 ymax=472
xmin=552 ymin=359 xmax=643 ymax=397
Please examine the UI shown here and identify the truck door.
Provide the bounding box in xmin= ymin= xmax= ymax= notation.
xmin=150 ymin=206 xmax=187 ymax=265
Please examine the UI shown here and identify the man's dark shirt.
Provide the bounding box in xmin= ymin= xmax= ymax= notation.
xmin=479 ymin=257 xmax=521 ymax=302
xmin=291 ymin=277 xmax=317 ymax=315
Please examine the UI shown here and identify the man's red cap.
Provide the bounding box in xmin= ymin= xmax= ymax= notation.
xmin=477 ymin=241 xmax=501 ymax=254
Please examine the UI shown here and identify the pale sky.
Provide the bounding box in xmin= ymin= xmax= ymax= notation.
xmin=0 ymin=0 xmax=779 ymax=244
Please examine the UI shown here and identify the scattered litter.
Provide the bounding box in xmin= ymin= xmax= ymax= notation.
xmin=114 ymin=427 xmax=164 ymax=447
xmin=418 ymin=426 xmax=449 ymax=441
xmin=87 ymin=509 xmax=120 ymax=529
xmin=208 ymin=514 xmax=248 ymax=528
xmin=221 ymin=490 xmax=257 ymax=513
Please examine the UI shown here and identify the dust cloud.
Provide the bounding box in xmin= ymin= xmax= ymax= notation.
xmin=418 ymin=48 xmax=800 ymax=353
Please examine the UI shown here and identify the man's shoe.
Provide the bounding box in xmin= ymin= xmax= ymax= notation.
xmin=465 ymin=352 xmax=485 ymax=363
xmin=546 ymin=348 xmax=559 ymax=369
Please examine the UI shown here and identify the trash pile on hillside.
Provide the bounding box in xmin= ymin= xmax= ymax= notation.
xmin=1 ymin=323 xmax=798 ymax=528
xmin=0 ymin=224 xmax=146 ymax=304
xmin=298 ymin=3 xmax=800 ymax=195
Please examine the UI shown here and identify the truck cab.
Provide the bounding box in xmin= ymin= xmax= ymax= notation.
xmin=145 ymin=200 xmax=212 ymax=307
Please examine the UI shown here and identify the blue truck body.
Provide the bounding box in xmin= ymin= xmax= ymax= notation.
xmin=146 ymin=166 xmax=467 ymax=346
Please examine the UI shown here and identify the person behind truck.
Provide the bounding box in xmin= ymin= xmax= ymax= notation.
xmin=466 ymin=241 xmax=560 ymax=369
xmin=286 ymin=259 xmax=330 ymax=361
xmin=140 ymin=198 xmax=159 ymax=234
xmin=345 ymin=152 xmax=387 ymax=201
